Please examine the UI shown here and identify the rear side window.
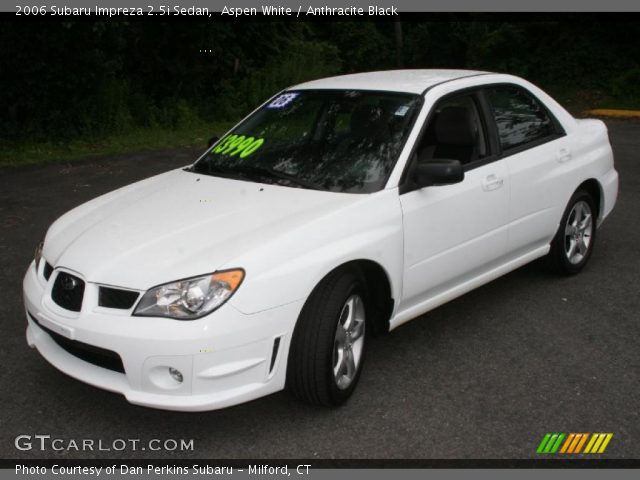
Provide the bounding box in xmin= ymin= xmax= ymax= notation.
xmin=486 ymin=86 xmax=557 ymax=151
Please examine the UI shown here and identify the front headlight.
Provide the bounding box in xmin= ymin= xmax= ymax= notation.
xmin=133 ymin=269 xmax=245 ymax=320
xmin=34 ymin=241 xmax=44 ymax=271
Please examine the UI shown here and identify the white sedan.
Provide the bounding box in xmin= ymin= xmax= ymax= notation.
xmin=23 ymin=70 xmax=618 ymax=411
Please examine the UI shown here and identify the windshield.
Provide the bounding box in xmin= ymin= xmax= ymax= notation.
xmin=192 ymin=89 xmax=422 ymax=193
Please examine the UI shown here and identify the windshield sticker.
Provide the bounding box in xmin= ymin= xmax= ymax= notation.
xmin=267 ymin=92 xmax=299 ymax=109
xmin=212 ymin=135 xmax=264 ymax=158
xmin=394 ymin=105 xmax=410 ymax=116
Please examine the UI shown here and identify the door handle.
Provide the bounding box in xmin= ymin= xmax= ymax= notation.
xmin=482 ymin=174 xmax=504 ymax=192
xmin=557 ymin=148 xmax=572 ymax=163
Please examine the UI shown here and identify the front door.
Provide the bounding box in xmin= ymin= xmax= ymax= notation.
xmin=399 ymin=91 xmax=510 ymax=311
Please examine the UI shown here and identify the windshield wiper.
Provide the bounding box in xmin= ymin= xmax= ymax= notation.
xmin=188 ymin=163 xmax=252 ymax=182
xmin=229 ymin=165 xmax=325 ymax=191
xmin=188 ymin=162 xmax=324 ymax=191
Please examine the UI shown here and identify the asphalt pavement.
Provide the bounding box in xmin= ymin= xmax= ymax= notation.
xmin=0 ymin=120 xmax=638 ymax=460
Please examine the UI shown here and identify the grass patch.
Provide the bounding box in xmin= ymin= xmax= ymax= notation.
xmin=0 ymin=121 xmax=234 ymax=168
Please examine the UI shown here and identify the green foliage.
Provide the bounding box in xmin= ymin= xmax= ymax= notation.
xmin=323 ymin=22 xmax=394 ymax=72
xmin=1 ymin=17 xmax=639 ymax=163
xmin=217 ymin=39 xmax=341 ymax=119
xmin=611 ymin=66 xmax=640 ymax=102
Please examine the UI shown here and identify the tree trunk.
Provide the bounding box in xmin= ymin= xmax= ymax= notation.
xmin=394 ymin=18 xmax=404 ymax=68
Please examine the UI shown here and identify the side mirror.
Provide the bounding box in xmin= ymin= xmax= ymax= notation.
xmin=207 ymin=136 xmax=219 ymax=148
xmin=412 ymin=159 xmax=464 ymax=188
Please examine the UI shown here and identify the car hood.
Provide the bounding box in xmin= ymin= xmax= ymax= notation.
xmin=44 ymin=168 xmax=361 ymax=290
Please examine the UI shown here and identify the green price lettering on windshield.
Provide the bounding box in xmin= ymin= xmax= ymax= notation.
xmin=212 ymin=135 xmax=264 ymax=158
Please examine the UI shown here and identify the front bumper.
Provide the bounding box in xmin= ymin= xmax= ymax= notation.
xmin=23 ymin=263 xmax=302 ymax=411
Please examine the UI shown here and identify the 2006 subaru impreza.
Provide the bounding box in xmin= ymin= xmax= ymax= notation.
xmin=24 ymin=70 xmax=618 ymax=411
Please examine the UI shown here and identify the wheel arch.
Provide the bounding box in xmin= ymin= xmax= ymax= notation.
xmin=576 ymin=178 xmax=603 ymax=222
xmin=306 ymin=259 xmax=394 ymax=336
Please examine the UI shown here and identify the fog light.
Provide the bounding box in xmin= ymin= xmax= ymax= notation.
xmin=169 ymin=367 xmax=183 ymax=383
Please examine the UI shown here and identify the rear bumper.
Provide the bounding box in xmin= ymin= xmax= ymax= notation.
xmin=598 ymin=167 xmax=619 ymax=226
xmin=24 ymin=264 xmax=303 ymax=411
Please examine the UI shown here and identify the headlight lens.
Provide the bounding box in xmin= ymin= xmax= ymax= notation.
xmin=133 ymin=269 xmax=245 ymax=320
xmin=34 ymin=241 xmax=44 ymax=271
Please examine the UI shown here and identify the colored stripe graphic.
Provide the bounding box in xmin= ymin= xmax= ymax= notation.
xmin=584 ymin=433 xmax=614 ymax=454
xmin=550 ymin=433 xmax=565 ymax=453
xmin=537 ymin=433 xmax=565 ymax=454
xmin=560 ymin=433 xmax=575 ymax=453
xmin=544 ymin=433 xmax=559 ymax=453
xmin=574 ymin=433 xmax=589 ymax=453
xmin=537 ymin=433 xmax=552 ymax=454
xmin=537 ymin=433 xmax=613 ymax=454
xmin=597 ymin=433 xmax=613 ymax=453
xmin=584 ymin=433 xmax=599 ymax=453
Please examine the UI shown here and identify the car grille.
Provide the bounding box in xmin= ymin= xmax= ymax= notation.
xmin=43 ymin=262 xmax=54 ymax=281
xmin=28 ymin=313 xmax=125 ymax=374
xmin=98 ymin=286 xmax=139 ymax=310
xmin=51 ymin=272 xmax=85 ymax=312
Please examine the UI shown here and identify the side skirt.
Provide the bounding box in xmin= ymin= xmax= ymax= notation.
xmin=389 ymin=245 xmax=550 ymax=331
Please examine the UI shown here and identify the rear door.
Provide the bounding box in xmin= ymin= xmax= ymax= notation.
xmin=483 ymin=85 xmax=570 ymax=255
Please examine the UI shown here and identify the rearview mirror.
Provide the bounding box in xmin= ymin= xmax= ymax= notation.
xmin=412 ymin=159 xmax=464 ymax=188
xmin=207 ymin=136 xmax=219 ymax=148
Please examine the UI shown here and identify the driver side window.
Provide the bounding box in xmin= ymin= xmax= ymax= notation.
xmin=417 ymin=93 xmax=489 ymax=167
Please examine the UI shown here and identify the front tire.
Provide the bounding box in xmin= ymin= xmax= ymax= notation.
xmin=287 ymin=270 xmax=368 ymax=406
xmin=549 ymin=190 xmax=597 ymax=275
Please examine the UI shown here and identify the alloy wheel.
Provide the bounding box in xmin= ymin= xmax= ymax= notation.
xmin=564 ymin=200 xmax=593 ymax=265
xmin=332 ymin=294 xmax=366 ymax=390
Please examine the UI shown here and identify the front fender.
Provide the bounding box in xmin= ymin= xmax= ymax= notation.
xmin=226 ymin=188 xmax=404 ymax=315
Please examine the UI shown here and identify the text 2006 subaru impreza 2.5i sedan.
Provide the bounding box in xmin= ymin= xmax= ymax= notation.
xmin=24 ymin=70 xmax=618 ymax=411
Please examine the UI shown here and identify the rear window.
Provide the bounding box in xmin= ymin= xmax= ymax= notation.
xmin=486 ymin=86 xmax=557 ymax=151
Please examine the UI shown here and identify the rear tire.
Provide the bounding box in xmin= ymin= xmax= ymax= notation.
xmin=287 ymin=270 xmax=368 ymax=406
xmin=549 ymin=190 xmax=597 ymax=275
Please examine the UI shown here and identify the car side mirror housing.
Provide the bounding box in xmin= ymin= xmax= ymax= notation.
xmin=412 ymin=159 xmax=464 ymax=188
xmin=207 ymin=136 xmax=219 ymax=148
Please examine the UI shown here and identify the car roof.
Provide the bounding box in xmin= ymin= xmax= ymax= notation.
xmin=291 ymin=69 xmax=490 ymax=95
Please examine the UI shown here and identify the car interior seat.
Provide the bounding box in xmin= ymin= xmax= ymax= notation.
xmin=420 ymin=106 xmax=479 ymax=164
